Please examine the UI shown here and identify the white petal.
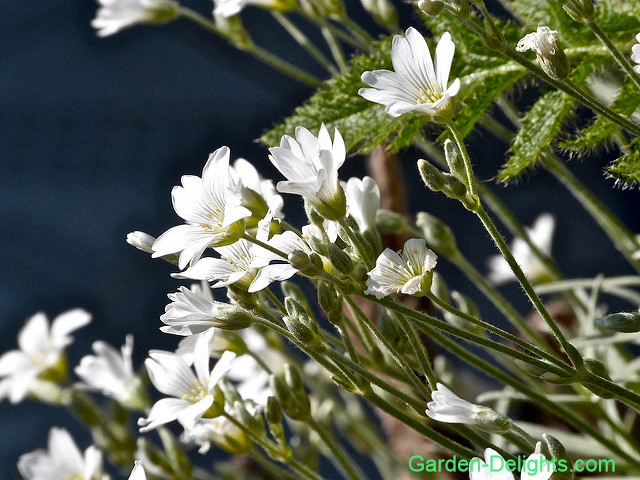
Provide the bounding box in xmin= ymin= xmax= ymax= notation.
xmin=139 ymin=398 xmax=192 ymax=432
xmin=434 ymin=32 xmax=455 ymax=92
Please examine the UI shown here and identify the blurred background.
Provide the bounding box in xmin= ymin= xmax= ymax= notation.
xmin=1 ymin=0 xmax=639 ymax=477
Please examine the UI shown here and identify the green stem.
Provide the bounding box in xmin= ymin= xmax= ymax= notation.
xmin=341 ymin=16 xmax=375 ymax=46
xmin=251 ymin=450 xmax=301 ymax=480
xmin=178 ymin=7 xmax=323 ymax=88
xmin=474 ymin=206 xmax=584 ymax=369
xmin=542 ymin=154 xmax=640 ymax=274
xmin=447 ymin=122 xmax=478 ymax=196
xmin=395 ymin=313 xmax=438 ymax=389
xmin=298 ymin=9 xmax=371 ymax=52
xmin=337 ymin=217 xmax=374 ymax=269
xmin=271 ymin=12 xmax=338 ymax=75
xmin=336 ymin=320 xmax=360 ymax=364
xmin=320 ymin=24 xmax=348 ymax=73
xmin=308 ymin=417 xmax=363 ymax=480
xmin=242 ymin=232 xmax=288 ymax=259
xmin=344 ymin=296 xmax=432 ymax=400
xmin=264 ymin=288 xmax=287 ymax=315
xmin=586 ymin=20 xmax=640 ymax=90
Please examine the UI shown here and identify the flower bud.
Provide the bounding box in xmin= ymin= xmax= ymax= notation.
xmin=281 ymin=281 xmax=315 ymax=320
xmin=375 ymin=209 xmax=406 ymax=233
xmin=214 ymin=13 xmax=252 ymax=50
xmin=444 ymin=139 xmax=467 ymax=184
xmin=442 ymin=174 xmax=468 ymax=199
xmin=537 ymin=434 xmax=574 ymax=480
xmin=284 ymin=298 xmax=325 ymax=350
xmin=516 ymin=27 xmax=569 ymax=80
xmin=266 ymin=396 xmax=283 ymax=425
xmin=317 ymin=281 xmax=343 ymax=320
xmin=126 ymin=231 xmax=156 ymax=253
xmin=288 ymin=250 xmax=324 ymax=276
xmin=328 ymin=244 xmax=354 ymax=274
xmin=418 ymin=159 xmax=445 ymax=191
xmin=418 ymin=0 xmax=445 ymax=16
xmin=300 ymin=0 xmax=345 ymax=19
xmin=472 ymin=407 xmax=512 ymax=434
xmin=284 ymin=363 xmax=305 ymax=393
xmin=416 ymin=212 xmax=458 ymax=258
xmin=595 ymin=311 xmax=640 ymax=333
xmin=362 ymin=0 xmax=398 ymax=29
xmin=458 ymin=0 xmax=470 ymax=18
xmin=559 ymin=0 xmax=593 ymax=23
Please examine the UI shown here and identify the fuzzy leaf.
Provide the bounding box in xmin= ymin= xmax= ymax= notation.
xmin=497 ymin=59 xmax=602 ymax=181
xmin=607 ymin=138 xmax=640 ymax=187
xmin=559 ymin=78 xmax=640 ymax=152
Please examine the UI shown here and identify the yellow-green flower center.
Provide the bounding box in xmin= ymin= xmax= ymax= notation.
xmin=416 ymin=86 xmax=443 ymax=105
xmin=182 ymin=379 xmax=208 ymax=403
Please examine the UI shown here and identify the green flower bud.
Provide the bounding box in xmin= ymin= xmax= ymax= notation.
xmin=300 ymin=0 xmax=345 ymax=19
xmin=458 ymin=0 xmax=470 ymax=18
xmin=284 ymin=298 xmax=325 ymax=350
xmin=418 ymin=159 xmax=445 ymax=191
xmin=443 ymin=139 xmax=467 ymax=183
xmin=416 ymin=212 xmax=458 ymax=258
xmin=328 ymin=243 xmax=354 ymax=274
xmin=559 ymin=0 xmax=593 ymax=22
xmin=375 ymin=209 xmax=406 ymax=233
xmin=442 ymin=173 xmax=468 ymax=199
xmin=266 ymin=396 xmax=283 ymax=425
xmin=418 ymin=0 xmax=445 ymax=16
xmin=317 ymin=281 xmax=343 ymax=319
xmin=281 ymin=281 xmax=315 ymax=320
xmin=362 ymin=0 xmax=399 ymax=29
xmin=284 ymin=363 xmax=305 ymax=392
xmin=516 ymin=27 xmax=569 ymax=81
xmin=538 ymin=434 xmax=575 ymax=480
xmin=595 ymin=311 xmax=640 ymax=333
xmin=288 ymin=250 xmax=324 ymax=276
xmin=473 ymin=407 xmax=512 ymax=434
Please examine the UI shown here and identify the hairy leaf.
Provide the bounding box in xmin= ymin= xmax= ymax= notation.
xmin=496 ymin=59 xmax=602 ymax=181
xmin=559 ymin=78 xmax=640 ymax=152
xmin=607 ymin=138 xmax=640 ymax=187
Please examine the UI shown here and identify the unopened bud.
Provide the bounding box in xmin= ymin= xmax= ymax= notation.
xmin=418 ymin=0 xmax=445 ymax=16
xmin=458 ymin=0 xmax=470 ymax=18
xmin=328 ymin=244 xmax=354 ymax=274
xmin=317 ymin=281 xmax=343 ymax=319
xmin=442 ymin=173 xmax=468 ymax=198
xmin=376 ymin=209 xmax=406 ymax=233
xmin=266 ymin=396 xmax=283 ymax=424
xmin=300 ymin=0 xmax=345 ymax=18
xmin=362 ymin=0 xmax=398 ymax=29
xmin=595 ymin=311 xmax=640 ymax=333
xmin=416 ymin=212 xmax=458 ymax=258
xmin=538 ymin=434 xmax=574 ymax=480
xmin=472 ymin=407 xmax=512 ymax=434
xmin=126 ymin=231 xmax=156 ymax=253
xmin=559 ymin=0 xmax=593 ymax=22
xmin=284 ymin=363 xmax=305 ymax=392
xmin=281 ymin=281 xmax=315 ymax=320
xmin=288 ymin=250 xmax=324 ymax=276
xmin=444 ymin=139 xmax=467 ymax=183
xmin=418 ymin=159 xmax=445 ymax=191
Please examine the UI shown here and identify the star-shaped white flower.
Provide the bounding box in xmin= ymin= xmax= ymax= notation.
xmin=469 ymin=448 xmax=553 ymax=480
xmin=17 ymin=427 xmax=104 ymax=480
xmin=359 ymin=27 xmax=460 ymax=120
xmin=632 ymin=33 xmax=640 ymax=74
xmin=268 ymin=125 xmax=347 ymax=220
xmin=75 ymin=335 xmax=147 ymax=410
xmin=92 ymin=0 xmax=178 ymax=37
xmin=365 ymin=238 xmax=437 ymax=298
xmin=425 ymin=382 xmax=478 ymax=424
xmin=0 ymin=309 xmax=91 ymax=403
xmin=152 ymin=146 xmax=251 ymax=270
xmin=487 ymin=213 xmax=555 ymax=285
xmin=138 ymin=329 xmax=236 ymax=432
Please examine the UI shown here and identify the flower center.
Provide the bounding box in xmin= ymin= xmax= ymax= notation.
xmin=66 ymin=474 xmax=84 ymax=480
xmin=416 ymin=86 xmax=443 ymax=105
xmin=182 ymin=379 xmax=208 ymax=403
xmin=200 ymin=204 xmax=224 ymax=231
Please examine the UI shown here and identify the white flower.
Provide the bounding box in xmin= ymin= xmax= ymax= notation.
xmin=230 ymin=158 xmax=284 ymax=220
xmin=129 ymin=461 xmax=146 ymax=480
xmin=248 ymin=230 xmax=314 ymax=292
xmin=160 ymin=285 xmax=254 ymax=335
xmin=126 ymin=231 xmax=156 ymax=254
xmin=516 ymin=26 xmax=559 ymax=57
xmin=268 ymin=125 xmax=347 ymax=220
xmin=138 ymin=329 xmax=236 ymax=431
xmin=17 ymin=427 xmax=104 ymax=480
xmin=425 ymin=382 xmax=477 ymax=424
xmin=345 ymin=176 xmax=380 ymax=233
xmin=74 ymin=335 xmax=147 ymax=410
xmin=359 ymin=27 xmax=460 ymax=120
xmin=181 ymin=416 xmax=249 ymax=454
xmin=152 ymin=147 xmax=251 ymax=270
xmin=469 ymin=449 xmax=553 ymax=480
xmin=92 ymin=0 xmax=178 ymax=37
xmin=365 ymin=238 xmax=437 ymax=298
xmin=0 ymin=309 xmax=91 ymax=403
xmin=632 ymin=33 xmax=640 ymax=74
xmin=487 ymin=214 xmax=555 ymax=285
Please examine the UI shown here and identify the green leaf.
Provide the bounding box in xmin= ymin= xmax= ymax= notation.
xmin=439 ymin=65 xmax=526 ymax=142
xmin=496 ymin=59 xmax=602 ymax=181
xmin=559 ymin=77 xmax=640 ymax=152
xmin=607 ymin=138 xmax=640 ymax=187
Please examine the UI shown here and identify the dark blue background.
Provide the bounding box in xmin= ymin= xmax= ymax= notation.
xmin=1 ymin=0 xmax=639 ymax=477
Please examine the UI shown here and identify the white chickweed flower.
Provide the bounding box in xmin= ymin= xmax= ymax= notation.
xmin=516 ymin=26 xmax=569 ymax=80
xmin=160 ymin=285 xmax=254 ymax=335
xmin=126 ymin=231 xmax=156 ymax=254
xmin=17 ymin=427 xmax=104 ymax=480
xmin=365 ymin=238 xmax=437 ymax=299
xmin=152 ymin=146 xmax=251 ymax=270
xmin=487 ymin=213 xmax=555 ymax=285
xmin=129 ymin=461 xmax=147 ymax=480
xmin=345 ymin=176 xmax=380 ymax=234
xmin=138 ymin=329 xmax=236 ymax=432
xmin=632 ymin=33 xmax=640 ymax=74
xmin=268 ymin=124 xmax=347 ymax=220
xmin=359 ymin=27 xmax=459 ymax=122
xmin=0 ymin=309 xmax=91 ymax=403
xmin=75 ymin=335 xmax=148 ymax=410
xmin=92 ymin=0 xmax=179 ymax=37
xmin=469 ymin=448 xmax=553 ymax=480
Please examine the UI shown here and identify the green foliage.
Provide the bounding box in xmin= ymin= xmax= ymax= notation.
xmin=559 ymin=78 xmax=640 ymax=152
xmin=496 ymin=59 xmax=602 ymax=181
xmin=607 ymin=138 xmax=640 ymax=187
